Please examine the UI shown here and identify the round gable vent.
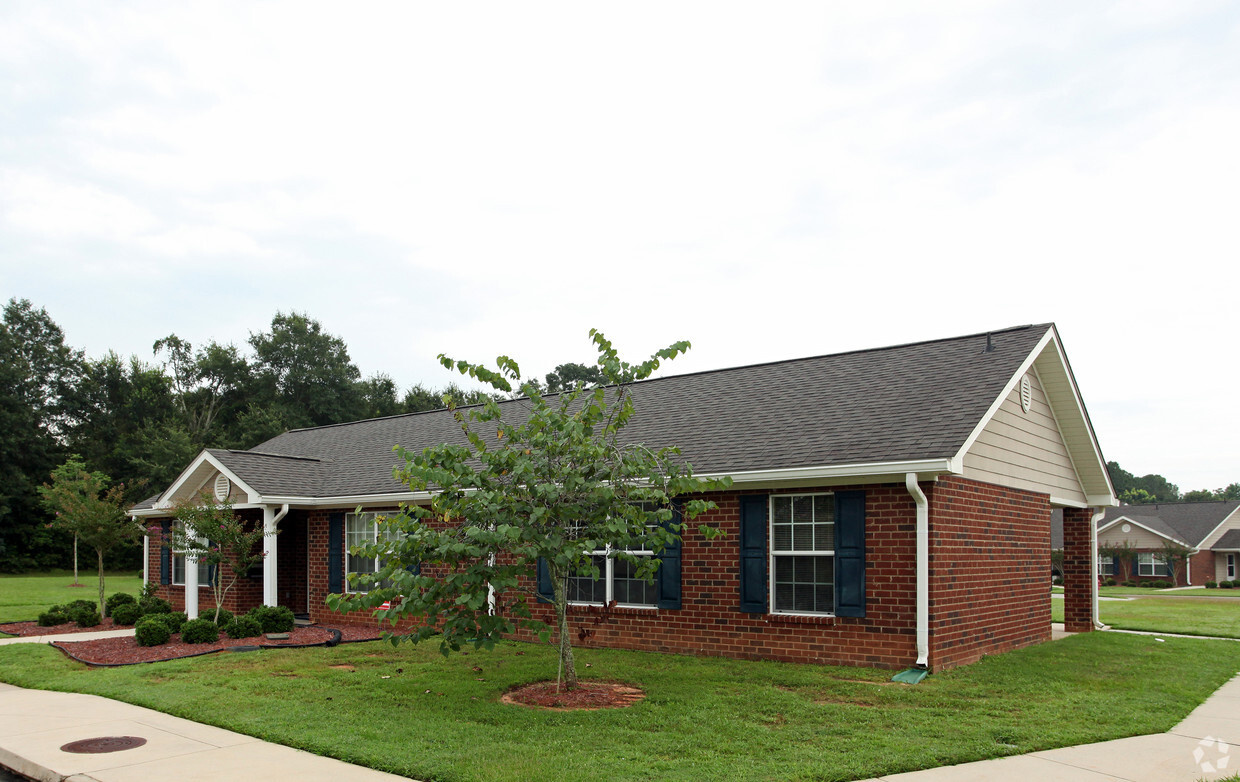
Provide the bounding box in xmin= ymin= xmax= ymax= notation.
xmin=1019 ymin=375 xmax=1032 ymax=413
xmin=214 ymin=474 xmax=230 ymax=501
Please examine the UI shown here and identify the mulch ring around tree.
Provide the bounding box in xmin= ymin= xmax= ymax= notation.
xmin=45 ymin=624 xmax=385 ymax=667
xmin=502 ymin=680 xmax=646 ymax=711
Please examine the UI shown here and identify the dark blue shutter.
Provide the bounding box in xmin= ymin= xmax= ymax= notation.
xmin=1111 ymin=556 xmax=1119 ymax=577
xmin=328 ymin=512 xmax=344 ymax=594
xmin=656 ymin=501 xmax=683 ymax=610
xmin=738 ymin=495 xmax=768 ymax=613
xmin=834 ymin=490 xmax=866 ymax=618
xmin=536 ymin=558 xmax=553 ymax=603
xmin=1131 ymin=555 xmax=1139 ymax=579
xmin=159 ymin=520 xmax=171 ymax=585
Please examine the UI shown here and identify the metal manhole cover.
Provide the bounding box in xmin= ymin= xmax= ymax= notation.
xmin=60 ymin=736 xmax=147 ymax=754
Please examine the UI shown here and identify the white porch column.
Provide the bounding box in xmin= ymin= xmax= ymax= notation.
xmin=185 ymin=552 xmax=199 ymax=619
xmin=263 ymin=505 xmax=279 ymax=607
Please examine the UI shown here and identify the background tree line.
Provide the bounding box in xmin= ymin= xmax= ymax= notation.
xmin=1106 ymin=461 xmax=1240 ymax=506
xmin=2 ymin=298 xmax=599 ymax=573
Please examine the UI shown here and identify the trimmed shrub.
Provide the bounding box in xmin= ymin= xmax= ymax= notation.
xmin=207 ymin=608 xmax=234 ymax=628
xmin=36 ymin=607 xmax=70 ymax=627
xmin=226 ymin=616 xmax=263 ymax=639
xmin=1222 ymin=581 xmax=1235 ymax=589
xmin=109 ymin=602 xmax=143 ymax=626
xmin=160 ymin=611 xmax=188 ymax=633
xmin=104 ymin=592 xmax=136 ymax=617
xmin=248 ymin=605 xmax=295 ymax=634
xmin=1153 ymin=580 xmax=1172 ymax=589
xmin=1051 ymin=575 xmax=1063 ymax=586
xmin=69 ymin=605 xmax=101 ymax=627
xmin=65 ymin=599 xmax=95 ymax=614
xmin=139 ymin=595 xmax=173 ymax=614
xmin=180 ymin=618 xmax=220 ymax=644
xmin=1102 ymin=578 xmax=1117 ymax=587
xmin=135 ymin=615 xmax=171 ymax=647
xmin=1206 ymin=581 xmax=1218 ymax=589
xmin=1123 ymin=580 xmax=1138 ymax=587
xmin=1140 ymin=580 xmax=1156 ymax=588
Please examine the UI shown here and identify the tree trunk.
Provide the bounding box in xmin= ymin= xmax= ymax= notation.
xmin=73 ymin=535 xmax=80 ymax=586
xmin=551 ymin=566 xmax=578 ymax=690
xmin=96 ymin=548 xmax=106 ymax=619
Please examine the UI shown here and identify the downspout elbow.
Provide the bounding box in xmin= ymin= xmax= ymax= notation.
xmin=906 ymin=473 xmax=930 ymax=669
xmin=1091 ymin=507 xmax=1107 ymax=631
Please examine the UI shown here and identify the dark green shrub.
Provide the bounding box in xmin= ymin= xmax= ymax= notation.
xmin=1051 ymin=575 xmax=1062 ymax=586
xmin=226 ymin=616 xmax=263 ymax=639
xmin=69 ymin=604 xmax=101 ymax=627
xmin=159 ymin=611 xmax=188 ymax=633
xmin=247 ymin=605 xmax=295 ymax=633
xmin=104 ymin=592 xmax=136 ymax=617
xmin=135 ymin=615 xmax=171 ymax=647
xmin=180 ymin=618 xmax=220 ymax=644
xmin=1153 ymin=580 xmax=1172 ymax=589
xmin=1222 ymin=581 xmax=1235 ymax=589
xmin=208 ymin=608 xmax=234 ymax=628
xmin=65 ymin=599 xmax=95 ymax=614
xmin=1122 ymin=580 xmax=1138 ymax=587
xmin=1206 ymin=581 xmax=1218 ymax=589
xmin=1102 ymin=578 xmax=1116 ymax=587
xmin=1140 ymin=580 xmax=1156 ymax=588
xmin=109 ymin=602 xmax=143 ymax=626
xmin=138 ymin=596 xmax=173 ymax=615
xmin=36 ymin=607 xmax=70 ymax=627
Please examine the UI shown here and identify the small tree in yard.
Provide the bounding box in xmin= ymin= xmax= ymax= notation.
xmin=38 ymin=457 xmax=146 ymax=619
xmin=328 ymin=331 xmax=729 ymax=689
xmin=170 ymin=492 xmax=268 ymax=624
xmin=1108 ymin=539 xmax=1137 ymax=582
xmin=1158 ymin=540 xmax=1194 ymax=586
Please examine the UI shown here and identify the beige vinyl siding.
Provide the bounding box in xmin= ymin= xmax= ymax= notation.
xmin=962 ymin=371 xmax=1086 ymax=503
xmin=1098 ymin=524 xmax=1174 ymax=549
xmin=1198 ymin=507 xmax=1240 ymax=550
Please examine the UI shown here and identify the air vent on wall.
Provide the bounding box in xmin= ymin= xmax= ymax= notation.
xmin=214 ymin=474 xmax=230 ymax=501
xmin=1020 ymin=375 xmax=1032 ymax=413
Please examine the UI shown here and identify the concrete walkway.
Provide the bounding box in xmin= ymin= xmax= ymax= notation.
xmin=0 ymin=629 xmax=134 ymax=647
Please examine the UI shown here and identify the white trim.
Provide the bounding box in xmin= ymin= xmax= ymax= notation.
xmin=1097 ymin=516 xmax=1190 ymax=547
xmin=1032 ymin=364 xmax=1088 ymax=509
xmin=154 ymin=450 xmax=260 ymax=509
xmin=767 ymin=492 xmax=838 ymax=617
xmin=954 ymin=328 xmax=1055 ymax=462
xmin=906 ymin=473 xmax=929 ymax=668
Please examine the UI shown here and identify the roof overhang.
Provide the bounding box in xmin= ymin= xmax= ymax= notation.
xmin=952 ymin=325 xmax=1117 ymax=508
xmin=136 ymin=450 xmax=262 ymax=514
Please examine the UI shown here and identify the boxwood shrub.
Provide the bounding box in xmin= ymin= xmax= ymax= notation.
xmin=180 ymin=618 xmax=220 ymax=644
xmin=247 ymin=605 xmax=295 ymax=633
xmin=161 ymin=611 xmax=188 ymax=633
xmin=208 ymin=608 xmax=234 ymax=628
xmin=138 ymin=595 xmax=173 ymax=615
xmin=1222 ymin=581 xmax=1235 ymax=589
xmin=69 ymin=605 xmax=100 ymax=627
xmin=104 ymin=592 xmax=136 ymax=617
xmin=135 ymin=615 xmax=171 ymax=647
xmin=1206 ymin=581 xmax=1219 ymax=589
xmin=109 ymin=602 xmax=143 ymax=626
xmin=226 ymin=616 xmax=263 ymax=639
xmin=36 ymin=607 xmax=70 ymax=627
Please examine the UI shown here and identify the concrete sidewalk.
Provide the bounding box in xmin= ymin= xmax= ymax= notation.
xmin=860 ymin=670 xmax=1240 ymax=782
xmin=0 ymin=683 xmax=413 ymax=781
xmin=0 ymin=629 xmax=135 ymax=647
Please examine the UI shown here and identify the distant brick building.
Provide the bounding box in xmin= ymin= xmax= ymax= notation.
xmin=134 ymin=324 xmax=1115 ymax=672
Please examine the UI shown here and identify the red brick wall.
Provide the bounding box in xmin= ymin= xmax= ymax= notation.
xmin=1061 ymin=507 xmax=1094 ymax=632
xmin=144 ymin=510 xmax=267 ymax=617
xmin=276 ymin=513 xmax=309 ymax=614
xmin=924 ymin=476 xmax=1052 ymax=670
xmin=1188 ymin=550 xmax=1213 ymax=587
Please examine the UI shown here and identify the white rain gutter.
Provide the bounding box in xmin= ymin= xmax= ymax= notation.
xmin=262 ymin=504 xmax=290 ymax=607
xmin=1091 ymin=507 xmax=1106 ymax=630
xmin=906 ymin=473 xmax=930 ymax=668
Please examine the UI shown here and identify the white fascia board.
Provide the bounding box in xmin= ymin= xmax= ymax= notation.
xmin=1098 ymin=516 xmax=1189 ymax=547
xmin=699 ymin=458 xmax=957 ymax=485
xmin=154 ymin=451 xmax=261 ymax=509
xmin=1087 ymin=494 xmax=1120 ymax=508
xmin=261 ymin=492 xmax=433 ymax=508
xmin=1051 ymin=496 xmax=1090 ymax=509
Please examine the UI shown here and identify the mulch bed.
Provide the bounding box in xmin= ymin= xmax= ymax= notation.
xmin=501 ymin=680 xmax=645 ymax=710
xmin=0 ymin=618 xmax=126 ymax=637
xmin=45 ymin=624 xmax=385 ymax=666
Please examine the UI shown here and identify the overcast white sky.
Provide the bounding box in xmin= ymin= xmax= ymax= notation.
xmin=2 ymin=2 xmax=1237 ymax=492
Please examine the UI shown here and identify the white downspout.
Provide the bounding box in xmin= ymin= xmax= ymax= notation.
xmin=138 ymin=517 xmax=148 ymax=587
xmin=906 ymin=473 xmax=930 ymax=668
xmin=1091 ymin=507 xmax=1106 ymax=630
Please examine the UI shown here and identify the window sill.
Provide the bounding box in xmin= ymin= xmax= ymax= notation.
xmin=765 ymin=613 xmax=837 ymax=627
xmin=567 ymin=603 xmax=658 ymax=617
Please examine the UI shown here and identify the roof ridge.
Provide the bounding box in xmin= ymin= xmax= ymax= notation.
xmin=219 ymin=449 xmax=325 ymax=463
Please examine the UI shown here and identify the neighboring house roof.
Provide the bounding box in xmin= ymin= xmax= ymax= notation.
xmin=135 ymin=323 xmax=1114 ymax=513
xmin=1051 ymin=501 xmax=1240 ymax=550
xmin=1213 ymin=530 xmax=1240 ymax=551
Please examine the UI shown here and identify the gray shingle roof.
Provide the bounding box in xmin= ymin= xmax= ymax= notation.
xmin=1214 ymin=529 xmax=1240 ymax=550
xmin=150 ymin=324 xmax=1054 ymax=503
xmin=1051 ymin=501 xmax=1240 ymax=549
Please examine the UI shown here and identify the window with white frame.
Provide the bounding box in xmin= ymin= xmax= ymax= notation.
xmin=770 ymin=493 xmax=835 ymax=614
xmin=171 ymin=522 xmax=211 ymax=586
xmin=1097 ymin=556 xmax=1114 ymax=576
xmin=565 ymin=512 xmax=658 ymax=608
xmin=345 ymin=512 xmax=402 ymax=593
xmin=1138 ymin=552 xmax=1169 ymax=577
xmin=1228 ymin=554 xmax=1235 ymax=580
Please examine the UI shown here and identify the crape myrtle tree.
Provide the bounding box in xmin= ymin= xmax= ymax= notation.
xmin=328 ymin=331 xmax=730 ymax=689
xmin=170 ymin=493 xmax=268 ymax=624
xmin=38 ymin=457 xmax=146 ymax=618
xmin=1158 ymin=539 xmax=1194 ymax=586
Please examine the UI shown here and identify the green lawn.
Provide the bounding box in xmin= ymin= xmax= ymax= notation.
xmin=0 ymin=570 xmax=144 ymax=624
xmin=2 ymin=632 xmax=1238 ymax=781
xmin=1052 ymin=595 xmax=1240 ymax=638
xmin=1053 ymin=585 xmax=1240 ymax=598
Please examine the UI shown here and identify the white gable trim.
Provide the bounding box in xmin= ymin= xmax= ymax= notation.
xmin=1097 ymin=515 xmax=1189 ymax=547
xmin=154 ymin=451 xmax=261 ymax=510
xmin=1195 ymin=505 xmax=1240 ymax=549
